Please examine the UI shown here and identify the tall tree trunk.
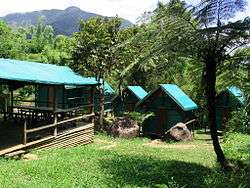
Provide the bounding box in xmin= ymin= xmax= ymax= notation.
xmin=99 ymin=79 xmax=105 ymax=128
xmin=205 ymin=60 xmax=228 ymax=169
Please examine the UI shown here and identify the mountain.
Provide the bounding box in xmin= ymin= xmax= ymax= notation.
xmin=0 ymin=6 xmax=133 ymax=36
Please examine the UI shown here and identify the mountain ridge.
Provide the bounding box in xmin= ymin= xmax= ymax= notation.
xmin=0 ymin=6 xmax=133 ymax=36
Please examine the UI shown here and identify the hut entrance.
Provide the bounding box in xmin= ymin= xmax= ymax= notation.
xmin=156 ymin=108 xmax=166 ymax=135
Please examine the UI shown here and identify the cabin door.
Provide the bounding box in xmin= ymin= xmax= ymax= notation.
xmin=47 ymin=86 xmax=54 ymax=107
xmin=156 ymin=108 xmax=166 ymax=136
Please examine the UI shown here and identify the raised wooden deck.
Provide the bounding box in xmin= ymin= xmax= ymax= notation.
xmin=0 ymin=123 xmax=94 ymax=156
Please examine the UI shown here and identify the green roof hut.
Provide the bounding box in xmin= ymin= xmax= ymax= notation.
xmin=215 ymin=86 xmax=245 ymax=130
xmin=113 ymin=86 xmax=148 ymax=116
xmin=0 ymin=58 xmax=98 ymax=155
xmin=136 ymin=84 xmax=198 ymax=137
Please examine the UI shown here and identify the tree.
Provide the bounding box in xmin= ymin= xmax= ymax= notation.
xmin=71 ymin=17 xmax=122 ymax=128
xmin=0 ymin=20 xmax=22 ymax=58
xmin=137 ymin=0 xmax=249 ymax=169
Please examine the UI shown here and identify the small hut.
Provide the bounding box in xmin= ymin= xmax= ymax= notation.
xmin=215 ymin=86 xmax=245 ymax=130
xmin=0 ymin=58 xmax=98 ymax=156
xmin=113 ymin=86 xmax=148 ymax=116
xmin=136 ymin=84 xmax=198 ymax=137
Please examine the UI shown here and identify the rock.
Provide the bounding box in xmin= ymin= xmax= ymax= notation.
xmin=107 ymin=117 xmax=139 ymax=139
xmin=165 ymin=123 xmax=192 ymax=141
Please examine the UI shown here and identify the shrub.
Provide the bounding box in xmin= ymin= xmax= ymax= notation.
xmin=124 ymin=111 xmax=154 ymax=126
xmin=226 ymin=104 xmax=250 ymax=134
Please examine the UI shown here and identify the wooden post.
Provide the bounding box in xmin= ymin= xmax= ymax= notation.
xmin=53 ymin=86 xmax=58 ymax=111
xmin=90 ymin=86 xmax=95 ymax=124
xmin=35 ymin=85 xmax=38 ymax=107
xmin=24 ymin=119 xmax=27 ymax=145
xmin=62 ymin=86 xmax=65 ymax=109
xmin=10 ymin=88 xmax=14 ymax=118
xmin=53 ymin=86 xmax=58 ymax=137
xmin=4 ymin=96 xmax=7 ymax=121
xmin=54 ymin=114 xmax=58 ymax=137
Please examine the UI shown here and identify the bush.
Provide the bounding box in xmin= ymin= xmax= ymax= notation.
xmin=226 ymin=105 xmax=250 ymax=134
xmin=124 ymin=111 xmax=154 ymax=126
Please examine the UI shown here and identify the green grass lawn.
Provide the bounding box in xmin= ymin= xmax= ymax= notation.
xmin=0 ymin=131 xmax=249 ymax=188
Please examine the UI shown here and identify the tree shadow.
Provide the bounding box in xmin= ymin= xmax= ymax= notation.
xmin=98 ymin=154 xmax=250 ymax=187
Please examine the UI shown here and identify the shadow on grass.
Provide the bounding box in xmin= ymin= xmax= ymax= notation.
xmin=99 ymin=154 xmax=250 ymax=188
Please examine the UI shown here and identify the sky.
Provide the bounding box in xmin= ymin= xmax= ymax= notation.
xmin=0 ymin=0 xmax=249 ymax=23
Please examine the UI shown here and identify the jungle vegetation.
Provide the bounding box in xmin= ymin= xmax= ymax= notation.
xmin=0 ymin=0 xmax=249 ymax=170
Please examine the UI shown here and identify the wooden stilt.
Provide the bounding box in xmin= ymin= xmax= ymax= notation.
xmin=53 ymin=86 xmax=58 ymax=137
xmin=54 ymin=114 xmax=58 ymax=137
xmin=10 ymin=89 xmax=14 ymax=118
xmin=23 ymin=119 xmax=27 ymax=145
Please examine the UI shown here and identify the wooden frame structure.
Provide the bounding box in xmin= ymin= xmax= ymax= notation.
xmin=0 ymin=59 xmax=98 ymax=156
xmin=0 ymin=83 xmax=97 ymax=156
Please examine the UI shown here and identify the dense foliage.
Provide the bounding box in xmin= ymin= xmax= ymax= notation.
xmin=0 ymin=0 xmax=249 ymax=169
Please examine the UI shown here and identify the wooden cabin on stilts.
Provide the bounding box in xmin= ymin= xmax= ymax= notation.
xmin=0 ymin=59 xmax=98 ymax=156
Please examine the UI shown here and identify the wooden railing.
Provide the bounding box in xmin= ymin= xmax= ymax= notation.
xmin=23 ymin=113 xmax=95 ymax=145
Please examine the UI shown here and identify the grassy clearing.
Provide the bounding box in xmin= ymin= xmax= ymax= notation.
xmin=0 ymin=132 xmax=249 ymax=188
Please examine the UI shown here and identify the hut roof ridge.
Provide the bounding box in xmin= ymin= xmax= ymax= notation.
xmin=137 ymin=84 xmax=198 ymax=111
xmin=127 ymin=86 xmax=148 ymax=100
xmin=227 ymin=86 xmax=245 ymax=105
xmin=160 ymin=84 xmax=198 ymax=111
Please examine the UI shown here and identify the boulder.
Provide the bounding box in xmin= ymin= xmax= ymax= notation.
xmin=107 ymin=117 xmax=139 ymax=139
xmin=165 ymin=123 xmax=192 ymax=141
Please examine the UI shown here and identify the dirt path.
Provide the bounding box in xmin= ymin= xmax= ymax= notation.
xmin=143 ymin=140 xmax=212 ymax=149
xmin=94 ymin=138 xmax=117 ymax=150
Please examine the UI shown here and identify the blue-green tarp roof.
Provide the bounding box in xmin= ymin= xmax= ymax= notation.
xmin=227 ymin=86 xmax=245 ymax=105
xmin=65 ymin=78 xmax=115 ymax=94
xmin=137 ymin=84 xmax=198 ymax=111
xmin=0 ymin=59 xmax=97 ymax=86
xmin=127 ymin=86 xmax=148 ymax=100
xmin=160 ymin=84 xmax=198 ymax=111
xmin=103 ymin=81 xmax=115 ymax=94
xmin=82 ymin=78 xmax=115 ymax=94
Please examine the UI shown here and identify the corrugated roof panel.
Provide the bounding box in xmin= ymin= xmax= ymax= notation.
xmin=0 ymin=59 xmax=97 ymax=85
xmin=160 ymin=84 xmax=198 ymax=111
xmin=227 ymin=86 xmax=245 ymax=105
xmin=127 ymin=86 xmax=148 ymax=100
